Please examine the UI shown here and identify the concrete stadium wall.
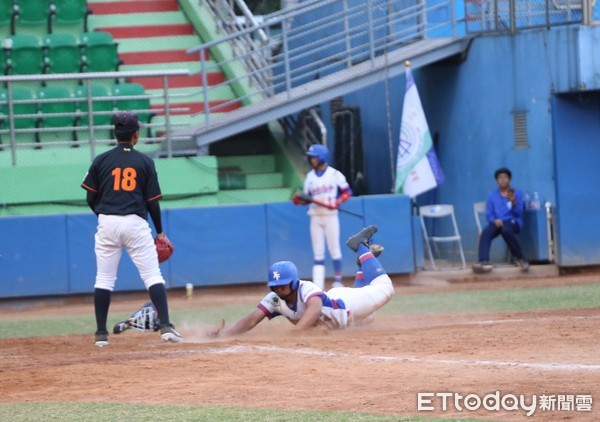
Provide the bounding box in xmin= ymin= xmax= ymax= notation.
xmin=0 ymin=195 xmax=414 ymax=299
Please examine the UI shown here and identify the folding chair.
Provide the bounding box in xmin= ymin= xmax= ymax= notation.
xmin=473 ymin=201 xmax=512 ymax=265
xmin=419 ymin=204 xmax=466 ymax=270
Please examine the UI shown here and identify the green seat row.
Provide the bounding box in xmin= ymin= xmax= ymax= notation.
xmin=0 ymin=82 xmax=154 ymax=145
xmin=1 ymin=31 xmax=119 ymax=76
xmin=0 ymin=0 xmax=90 ymax=36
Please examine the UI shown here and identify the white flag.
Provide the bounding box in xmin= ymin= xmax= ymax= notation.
xmin=395 ymin=67 xmax=444 ymax=197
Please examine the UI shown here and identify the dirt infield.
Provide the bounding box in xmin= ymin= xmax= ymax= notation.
xmin=1 ymin=275 xmax=599 ymax=421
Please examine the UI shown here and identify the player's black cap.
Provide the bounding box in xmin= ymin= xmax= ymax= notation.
xmin=113 ymin=111 xmax=140 ymax=132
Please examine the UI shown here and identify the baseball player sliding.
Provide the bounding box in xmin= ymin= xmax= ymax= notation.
xmin=217 ymin=225 xmax=392 ymax=335
xmin=81 ymin=111 xmax=182 ymax=347
xmin=114 ymin=226 xmax=390 ymax=337
xmin=292 ymin=144 xmax=352 ymax=289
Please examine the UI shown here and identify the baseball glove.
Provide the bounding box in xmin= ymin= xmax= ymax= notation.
xmin=292 ymin=192 xmax=312 ymax=205
xmin=155 ymin=235 xmax=174 ymax=263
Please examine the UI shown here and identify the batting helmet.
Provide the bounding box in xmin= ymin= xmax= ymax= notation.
xmin=306 ymin=144 xmax=329 ymax=165
xmin=267 ymin=261 xmax=299 ymax=291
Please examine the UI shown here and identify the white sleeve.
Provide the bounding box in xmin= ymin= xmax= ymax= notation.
xmin=258 ymin=292 xmax=282 ymax=319
xmin=298 ymin=280 xmax=325 ymax=304
xmin=334 ymin=169 xmax=349 ymax=190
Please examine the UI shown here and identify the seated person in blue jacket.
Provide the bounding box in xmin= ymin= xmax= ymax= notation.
xmin=473 ymin=167 xmax=529 ymax=273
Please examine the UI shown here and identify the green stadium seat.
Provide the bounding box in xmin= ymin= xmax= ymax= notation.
xmin=74 ymin=83 xmax=113 ymax=141
xmin=14 ymin=0 xmax=53 ymax=34
xmin=5 ymin=34 xmax=44 ymax=75
xmin=0 ymin=46 xmax=6 ymax=75
xmin=112 ymin=83 xmax=155 ymax=136
xmin=9 ymin=86 xmax=39 ymax=145
xmin=36 ymin=85 xmax=76 ymax=142
xmin=50 ymin=0 xmax=91 ymax=33
xmin=80 ymin=31 xmax=121 ymax=73
xmin=0 ymin=0 xmax=18 ymax=36
xmin=43 ymin=32 xmax=82 ymax=74
xmin=0 ymin=88 xmax=7 ymax=143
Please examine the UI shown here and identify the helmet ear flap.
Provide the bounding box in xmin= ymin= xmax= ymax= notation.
xmin=291 ymin=279 xmax=299 ymax=291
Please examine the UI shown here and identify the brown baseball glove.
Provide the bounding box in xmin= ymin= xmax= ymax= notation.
xmin=155 ymin=235 xmax=174 ymax=263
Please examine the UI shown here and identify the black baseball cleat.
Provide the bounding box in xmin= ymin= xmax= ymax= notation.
xmin=346 ymin=225 xmax=378 ymax=252
xmin=160 ymin=324 xmax=183 ymax=343
xmin=94 ymin=331 xmax=109 ymax=347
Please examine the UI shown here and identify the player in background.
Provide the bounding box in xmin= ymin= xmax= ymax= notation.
xmin=292 ymin=144 xmax=352 ymax=289
xmin=215 ymin=225 xmax=393 ymax=336
xmin=81 ymin=111 xmax=182 ymax=347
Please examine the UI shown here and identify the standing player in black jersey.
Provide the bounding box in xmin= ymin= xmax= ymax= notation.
xmin=81 ymin=111 xmax=182 ymax=347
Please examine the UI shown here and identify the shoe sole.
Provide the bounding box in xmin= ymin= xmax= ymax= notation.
xmin=161 ymin=333 xmax=183 ymax=343
xmin=346 ymin=225 xmax=378 ymax=251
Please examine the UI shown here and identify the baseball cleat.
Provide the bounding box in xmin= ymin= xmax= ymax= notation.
xmin=346 ymin=225 xmax=378 ymax=252
xmin=472 ymin=261 xmax=493 ymax=274
xmin=160 ymin=324 xmax=183 ymax=343
xmin=94 ymin=332 xmax=109 ymax=347
xmin=331 ymin=281 xmax=345 ymax=289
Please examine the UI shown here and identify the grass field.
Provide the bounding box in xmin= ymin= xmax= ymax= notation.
xmin=1 ymin=276 xmax=598 ymax=421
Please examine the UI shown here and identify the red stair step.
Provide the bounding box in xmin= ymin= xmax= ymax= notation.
xmin=152 ymin=100 xmax=241 ymax=115
xmin=130 ymin=73 xmax=225 ymax=89
xmin=120 ymin=49 xmax=208 ymax=65
xmin=89 ymin=0 xmax=179 ymax=14
xmin=99 ymin=24 xmax=194 ymax=38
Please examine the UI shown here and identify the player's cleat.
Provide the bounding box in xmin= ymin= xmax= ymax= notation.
xmin=472 ymin=261 xmax=493 ymax=274
xmin=94 ymin=332 xmax=109 ymax=347
xmin=346 ymin=225 xmax=378 ymax=252
xmin=113 ymin=321 xmax=130 ymax=334
xmin=356 ymin=244 xmax=384 ymax=267
xmin=331 ymin=281 xmax=345 ymax=288
xmin=517 ymin=258 xmax=530 ymax=272
xmin=160 ymin=324 xmax=183 ymax=343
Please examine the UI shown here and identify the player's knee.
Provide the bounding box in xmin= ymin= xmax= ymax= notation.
xmin=371 ymin=275 xmax=394 ymax=300
xmin=94 ymin=275 xmax=116 ymax=291
xmin=143 ymin=275 xmax=165 ymax=289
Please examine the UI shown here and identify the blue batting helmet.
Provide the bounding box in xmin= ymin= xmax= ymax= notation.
xmin=306 ymin=144 xmax=329 ymax=164
xmin=267 ymin=261 xmax=299 ymax=291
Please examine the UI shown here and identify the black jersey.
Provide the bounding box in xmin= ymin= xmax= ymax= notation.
xmin=81 ymin=143 xmax=162 ymax=219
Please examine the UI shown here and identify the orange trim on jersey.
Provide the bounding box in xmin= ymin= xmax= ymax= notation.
xmin=146 ymin=194 xmax=163 ymax=202
xmin=81 ymin=183 xmax=97 ymax=193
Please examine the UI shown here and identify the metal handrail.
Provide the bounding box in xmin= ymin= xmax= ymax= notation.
xmin=0 ymin=69 xmax=190 ymax=165
xmin=187 ymin=0 xmax=460 ymax=134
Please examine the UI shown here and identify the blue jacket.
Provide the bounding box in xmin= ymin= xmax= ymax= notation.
xmin=485 ymin=188 xmax=525 ymax=228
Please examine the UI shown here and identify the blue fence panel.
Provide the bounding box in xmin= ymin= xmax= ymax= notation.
xmin=0 ymin=215 xmax=69 ymax=297
xmin=168 ymin=205 xmax=269 ymax=286
xmin=361 ymin=194 xmax=414 ymax=274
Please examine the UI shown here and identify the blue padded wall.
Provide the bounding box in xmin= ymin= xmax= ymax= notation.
xmin=0 ymin=195 xmax=416 ymax=298
xmin=0 ymin=215 xmax=69 ymax=297
xmin=168 ymin=205 xmax=269 ymax=286
xmin=361 ymin=195 xmax=414 ymax=274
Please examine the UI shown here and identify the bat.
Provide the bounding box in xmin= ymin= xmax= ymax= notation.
xmin=296 ymin=192 xmax=364 ymax=219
